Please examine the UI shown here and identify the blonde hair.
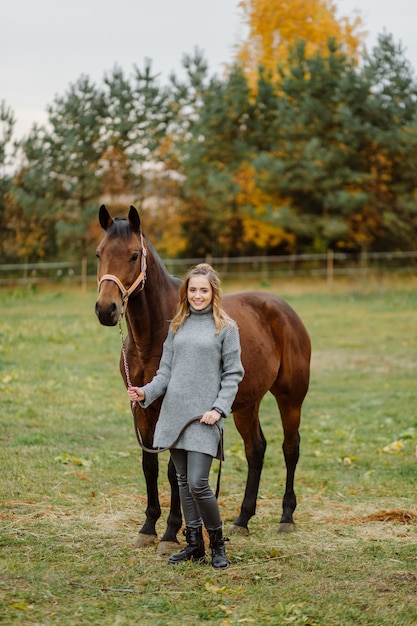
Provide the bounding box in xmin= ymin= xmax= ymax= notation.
xmin=170 ymin=263 xmax=232 ymax=335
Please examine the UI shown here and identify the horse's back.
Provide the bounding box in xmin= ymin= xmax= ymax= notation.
xmin=223 ymin=290 xmax=310 ymax=350
xmin=223 ymin=291 xmax=311 ymax=407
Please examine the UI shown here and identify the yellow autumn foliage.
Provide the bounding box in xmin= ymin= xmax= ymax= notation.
xmin=241 ymin=215 xmax=294 ymax=250
xmin=235 ymin=162 xmax=295 ymax=250
xmin=237 ymin=0 xmax=365 ymax=86
xmin=3 ymin=191 xmax=49 ymax=261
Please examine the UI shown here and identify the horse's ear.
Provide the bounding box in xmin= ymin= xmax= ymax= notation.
xmin=128 ymin=206 xmax=141 ymax=233
xmin=99 ymin=205 xmax=113 ymax=230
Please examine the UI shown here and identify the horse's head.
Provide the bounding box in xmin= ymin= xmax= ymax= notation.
xmin=95 ymin=204 xmax=147 ymax=326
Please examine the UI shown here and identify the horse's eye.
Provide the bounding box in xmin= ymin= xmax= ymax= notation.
xmin=131 ymin=252 xmax=139 ymax=262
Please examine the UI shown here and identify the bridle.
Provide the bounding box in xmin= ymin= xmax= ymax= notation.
xmin=97 ymin=232 xmax=148 ymax=310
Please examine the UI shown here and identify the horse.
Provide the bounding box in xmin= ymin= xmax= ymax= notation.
xmin=95 ymin=205 xmax=311 ymax=554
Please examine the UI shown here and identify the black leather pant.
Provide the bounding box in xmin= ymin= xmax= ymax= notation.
xmin=170 ymin=449 xmax=222 ymax=531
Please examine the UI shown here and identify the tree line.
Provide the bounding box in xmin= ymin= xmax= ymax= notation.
xmin=1 ymin=32 xmax=417 ymax=264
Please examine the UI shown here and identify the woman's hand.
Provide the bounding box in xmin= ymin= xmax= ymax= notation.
xmin=200 ymin=409 xmax=222 ymax=425
xmin=127 ymin=386 xmax=145 ymax=403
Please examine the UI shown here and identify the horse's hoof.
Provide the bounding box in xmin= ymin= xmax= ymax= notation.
xmin=157 ymin=541 xmax=180 ymax=556
xmin=228 ymin=523 xmax=249 ymax=536
xmin=133 ymin=533 xmax=158 ymax=547
xmin=279 ymin=522 xmax=295 ymax=534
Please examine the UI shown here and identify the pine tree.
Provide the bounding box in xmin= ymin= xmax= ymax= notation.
xmin=174 ymin=63 xmax=252 ymax=256
xmin=358 ymin=33 xmax=417 ymax=250
xmin=0 ymin=101 xmax=15 ymax=259
xmin=45 ymin=76 xmax=107 ymax=259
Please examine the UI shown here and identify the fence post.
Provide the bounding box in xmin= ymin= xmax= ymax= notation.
xmin=360 ymin=248 xmax=368 ymax=275
xmin=81 ymin=257 xmax=87 ymax=291
xmin=327 ymin=249 xmax=334 ymax=285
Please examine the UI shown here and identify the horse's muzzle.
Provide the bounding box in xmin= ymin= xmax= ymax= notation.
xmin=95 ymin=301 xmax=119 ymax=326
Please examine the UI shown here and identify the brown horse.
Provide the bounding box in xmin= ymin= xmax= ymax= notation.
xmin=95 ymin=205 xmax=311 ymax=553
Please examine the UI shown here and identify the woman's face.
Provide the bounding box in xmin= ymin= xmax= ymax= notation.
xmin=187 ymin=275 xmax=213 ymax=310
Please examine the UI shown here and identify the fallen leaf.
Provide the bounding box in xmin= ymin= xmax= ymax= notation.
xmin=204 ymin=583 xmax=226 ymax=594
xmin=381 ymin=441 xmax=404 ymax=454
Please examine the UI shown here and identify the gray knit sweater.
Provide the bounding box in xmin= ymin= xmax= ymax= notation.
xmin=140 ymin=305 xmax=244 ymax=457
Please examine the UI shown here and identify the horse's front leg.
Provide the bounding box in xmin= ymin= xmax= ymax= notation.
xmin=157 ymin=456 xmax=182 ymax=555
xmin=134 ymin=450 xmax=160 ymax=546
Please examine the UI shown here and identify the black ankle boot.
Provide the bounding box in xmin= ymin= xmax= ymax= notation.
xmin=208 ymin=526 xmax=230 ymax=570
xmin=168 ymin=526 xmax=206 ymax=565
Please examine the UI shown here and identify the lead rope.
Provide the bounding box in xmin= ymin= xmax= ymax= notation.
xmin=118 ymin=312 xmax=223 ymax=499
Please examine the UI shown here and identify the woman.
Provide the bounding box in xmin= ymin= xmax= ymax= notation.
xmin=127 ymin=263 xmax=244 ymax=569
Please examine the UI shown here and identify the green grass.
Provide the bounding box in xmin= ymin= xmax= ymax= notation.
xmin=1 ymin=276 xmax=417 ymax=625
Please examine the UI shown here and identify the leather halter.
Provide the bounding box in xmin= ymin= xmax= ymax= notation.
xmin=97 ymin=233 xmax=148 ymax=305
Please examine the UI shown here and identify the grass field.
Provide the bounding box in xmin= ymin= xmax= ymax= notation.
xmin=1 ymin=275 xmax=417 ymax=625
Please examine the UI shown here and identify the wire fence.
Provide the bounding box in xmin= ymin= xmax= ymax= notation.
xmin=1 ymin=250 xmax=417 ymax=287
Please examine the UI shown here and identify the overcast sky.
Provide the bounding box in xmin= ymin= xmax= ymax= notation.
xmin=2 ymin=0 xmax=417 ymax=139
